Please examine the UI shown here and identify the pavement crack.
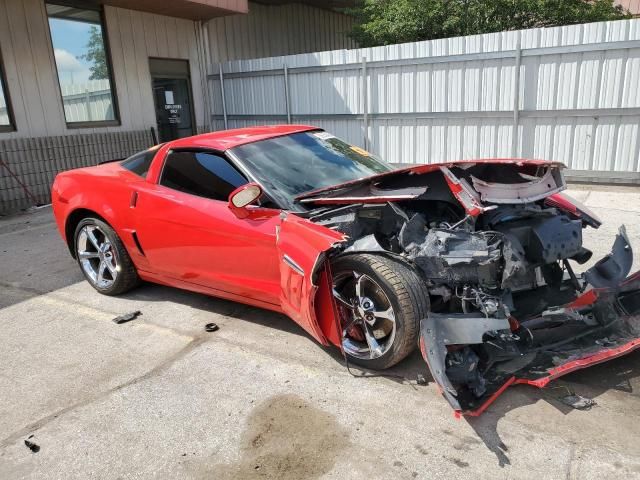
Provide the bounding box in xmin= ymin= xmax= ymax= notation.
xmin=565 ymin=443 xmax=577 ymax=480
xmin=0 ymin=222 xmax=54 ymax=237
xmin=597 ymin=207 xmax=640 ymax=214
xmin=0 ymin=336 xmax=204 ymax=448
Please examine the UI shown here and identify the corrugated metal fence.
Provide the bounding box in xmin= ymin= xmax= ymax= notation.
xmin=209 ymin=19 xmax=640 ymax=182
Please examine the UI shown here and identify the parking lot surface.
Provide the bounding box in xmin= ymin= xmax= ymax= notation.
xmin=1 ymin=185 xmax=640 ymax=480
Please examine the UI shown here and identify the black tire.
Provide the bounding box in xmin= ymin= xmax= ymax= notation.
xmin=331 ymin=253 xmax=430 ymax=370
xmin=74 ymin=217 xmax=139 ymax=296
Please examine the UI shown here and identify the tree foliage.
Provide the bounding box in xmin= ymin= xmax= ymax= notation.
xmin=347 ymin=0 xmax=631 ymax=47
xmin=81 ymin=26 xmax=108 ymax=80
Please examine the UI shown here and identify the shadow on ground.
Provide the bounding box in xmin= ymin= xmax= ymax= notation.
xmin=121 ymin=282 xmax=311 ymax=339
xmin=463 ymin=350 xmax=640 ymax=466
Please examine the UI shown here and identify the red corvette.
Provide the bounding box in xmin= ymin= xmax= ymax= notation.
xmin=52 ymin=125 xmax=640 ymax=416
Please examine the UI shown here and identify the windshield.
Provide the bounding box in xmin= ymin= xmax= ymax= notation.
xmin=230 ymin=131 xmax=393 ymax=209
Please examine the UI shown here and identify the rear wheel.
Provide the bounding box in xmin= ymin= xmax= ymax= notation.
xmin=74 ymin=217 xmax=139 ymax=295
xmin=331 ymin=254 xmax=430 ymax=370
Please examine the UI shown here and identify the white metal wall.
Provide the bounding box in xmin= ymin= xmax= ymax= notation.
xmin=211 ymin=19 xmax=640 ymax=178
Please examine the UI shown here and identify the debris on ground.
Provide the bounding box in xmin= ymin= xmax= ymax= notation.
xmin=205 ymin=322 xmax=220 ymax=332
xmin=416 ymin=374 xmax=428 ymax=385
xmin=560 ymin=394 xmax=597 ymax=410
xmin=24 ymin=435 xmax=40 ymax=453
xmin=112 ymin=310 xmax=142 ymax=324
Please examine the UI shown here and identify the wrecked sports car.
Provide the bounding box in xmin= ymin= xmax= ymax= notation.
xmin=52 ymin=125 xmax=639 ymax=416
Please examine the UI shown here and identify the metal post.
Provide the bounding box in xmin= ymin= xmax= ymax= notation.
xmin=199 ymin=20 xmax=213 ymax=132
xmin=283 ymin=64 xmax=291 ymax=124
xmin=219 ymin=63 xmax=228 ymax=130
xmin=511 ymin=35 xmax=522 ymax=158
xmin=150 ymin=126 xmax=158 ymax=145
xmin=84 ymin=89 xmax=92 ymax=122
xmin=361 ymin=56 xmax=369 ymax=150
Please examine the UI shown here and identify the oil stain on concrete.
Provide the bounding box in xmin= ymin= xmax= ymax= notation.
xmin=209 ymin=394 xmax=350 ymax=480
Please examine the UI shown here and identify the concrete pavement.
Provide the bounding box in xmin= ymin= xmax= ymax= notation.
xmin=1 ymin=185 xmax=640 ymax=479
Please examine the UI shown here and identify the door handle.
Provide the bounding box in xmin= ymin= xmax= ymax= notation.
xmin=130 ymin=191 xmax=139 ymax=208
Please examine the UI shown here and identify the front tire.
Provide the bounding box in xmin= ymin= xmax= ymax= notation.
xmin=331 ymin=254 xmax=430 ymax=370
xmin=74 ymin=217 xmax=139 ymax=295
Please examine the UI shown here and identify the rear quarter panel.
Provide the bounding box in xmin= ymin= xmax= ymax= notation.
xmin=52 ymin=163 xmax=145 ymax=265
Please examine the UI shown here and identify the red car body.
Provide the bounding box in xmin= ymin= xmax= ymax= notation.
xmin=52 ymin=126 xmax=347 ymax=345
xmin=52 ymin=125 xmax=639 ymax=416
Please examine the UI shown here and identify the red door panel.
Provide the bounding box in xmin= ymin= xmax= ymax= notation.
xmin=132 ymin=182 xmax=282 ymax=306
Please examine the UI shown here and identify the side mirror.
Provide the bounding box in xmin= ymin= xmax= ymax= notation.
xmin=228 ymin=182 xmax=263 ymax=218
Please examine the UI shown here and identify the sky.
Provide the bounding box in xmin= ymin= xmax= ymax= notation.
xmin=49 ymin=18 xmax=99 ymax=84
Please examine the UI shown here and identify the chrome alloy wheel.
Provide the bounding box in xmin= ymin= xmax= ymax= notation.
xmin=76 ymin=224 xmax=119 ymax=289
xmin=333 ymin=272 xmax=397 ymax=360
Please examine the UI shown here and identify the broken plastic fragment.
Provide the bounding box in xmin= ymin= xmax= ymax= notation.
xmin=584 ymin=225 xmax=633 ymax=288
xmin=24 ymin=435 xmax=40 ymax=453
xmin=560 ymin=394 xmax=596 ymax=410
xmin=112 ymin=310 xmax=142 ymax=324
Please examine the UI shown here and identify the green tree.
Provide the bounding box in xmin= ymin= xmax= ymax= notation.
xmin=347 ymin=0 xmax=631 ymax=47
xmin=81 ymin=26 xmax=108 ymax=80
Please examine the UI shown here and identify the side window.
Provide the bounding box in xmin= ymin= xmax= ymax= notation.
xmin=160 ymin=150 xmax=247 ymax=201
xmin=121 ymin=148 xmax=159 ymax=178
xmin=46 ymin=3 xmax=119 ymax=126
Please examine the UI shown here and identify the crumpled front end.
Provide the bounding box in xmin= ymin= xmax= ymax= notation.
xmin=305 ymin=159 xmax=636 ymax=415
xmin=419 ymin=231 xmax=637 ymax=416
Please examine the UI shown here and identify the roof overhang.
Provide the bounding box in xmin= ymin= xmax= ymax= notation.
xmin=98 ymin=0 xmax=248 ymax=20
xmin=252 ymin=0 xmax=357 ymax=11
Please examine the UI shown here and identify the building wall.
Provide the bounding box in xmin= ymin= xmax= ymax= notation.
xmin=0 ymin=0 xmax=356 ymax=142
xmin=205 ymin=2 xmax=356 ymax=64
xmin=0 ymin=0 xmax=357 ymax=213
xmin=0 ymin=0 xmax=206 ymax=140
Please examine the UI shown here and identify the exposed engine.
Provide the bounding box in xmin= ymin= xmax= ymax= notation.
xmin=311 ymin=182 xmax=591 ymax=315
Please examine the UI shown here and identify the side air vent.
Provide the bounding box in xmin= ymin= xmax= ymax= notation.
xmin=131 ymin=231 xmax=145 ymax=256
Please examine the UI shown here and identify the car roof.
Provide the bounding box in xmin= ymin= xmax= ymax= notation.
xmin=167 ymin=124 xmax=319 ymax=151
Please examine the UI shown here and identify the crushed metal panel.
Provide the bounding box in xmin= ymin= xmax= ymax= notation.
xmin=428 ymin=313 xmax=511 ymax=345
xmin=584 ymin=225 xmax=633 ymax=288
xmin=298 ymin=184 xmax=427 ymax=205
xmin=470 ymin=167 xmax=566 ymax=204
xmin=440 ymin=166 xmax=486 ymax=216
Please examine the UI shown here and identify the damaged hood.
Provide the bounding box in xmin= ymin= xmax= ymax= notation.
xmin=295 ymin=158 xmax=566 ymax=206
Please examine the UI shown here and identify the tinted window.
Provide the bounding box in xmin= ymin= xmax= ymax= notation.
xmin=160 ymin=151 xmax=247 ymax=201
xmin=230 ymin=131 xmax=392 ymax=208
xmin=121 ymin=148 xmax=159 ymax=178
xmin=46 ymin=3 xmax=118 ymax=124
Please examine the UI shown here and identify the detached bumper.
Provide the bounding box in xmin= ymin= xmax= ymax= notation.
xmin=420 ymin=270 xmax=640 ymax=416
xmin=465 ymin=334 xmax=640 ymax=417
